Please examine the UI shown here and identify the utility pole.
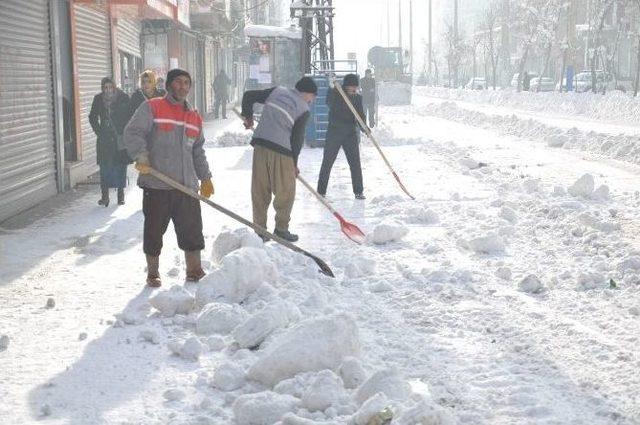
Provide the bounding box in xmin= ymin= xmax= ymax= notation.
xmin=409 ymin=0 xmax=413 ymax=77
xmin=428 ymin=0 xmax=432 ymax=84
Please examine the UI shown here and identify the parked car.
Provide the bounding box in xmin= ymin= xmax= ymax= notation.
xmin=465 ymin=77 xmax=487 ymax=90
xmin=574 ymin=70 xmax=615 ymax=93
xmin=530 ymin=77 xmax=555 ymax=92
xmin=510 ymin=72 xmax=538 ymax=90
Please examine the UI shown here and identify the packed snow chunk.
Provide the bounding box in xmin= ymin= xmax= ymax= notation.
xmin=370 ymin=220 xmax=409 ymax=245
xmin=404 ymin=207 xmax=440 ymax=224
xmin=495 ymin=267 xmax=512 ymax=281
xmin=213 ymin=131 xmax=251 ymax=147
xmin=212 ymin=228 xmax=263 ymax=262
xmin=149 ymin=285 xmax=194 ymax=317
xmin=139 ymin=330 xmax=159 ymax=344
xmin=163 ymin=388 xmax=186 ymax=402
xmin=169 ymin=336 xmax=204 ymax=361
xmin=206 ymin=335 xmax=226 ymax=351
xmin=568 ymin=174 xmax=595 ymax=198
xmin=233 ymin=391 xmax=300 ymax=425
xmin=353 ymin=393 xmax=391 ymax=425
xmin=0 ymin=335 xmax=9 ymax=352
xmin=577 ymin=272 xmax=604 ymax=291
xmin=394 ymin=399 xmax=454 ymax=425
xmin=233 ymin=300 xmax=301 ymax=349
xmin=592 ymin=185 xmax=610 ymax=200
xmin=211 ymin=362 xmax=246 ymax=392
xmin=354 ymin=369 xmax=412 ymax=405
xmin=302 ymin=370 xmax=345 ymax=412
xmin=247 ymin=313 xmax=360 ymax=386
xmin=339 ymin=357 xmax=367 ymax=389
xmin=466 ymin=233 xmax=505 ymax=255
xmin=196 ymin=247 xmax=278 ymax=305
xmin=344 ymin=256 xmax=377 ymax=279
xmin=518 ymin=274 xmax=545 ymax=294
xmin=196 ymin=302 xmax=247 ymax=335
xmin=459 ymin=157 xmax=482 ymax=170
xmin=629 ymin=306 xmax=640 ymax=316
xmin=617 ymin=256 xmax=640 ymax=273
xmin=279 ymin=413 xmax=342 ymax=425
xmin=499 ymin=207 xmax=518 ymax=223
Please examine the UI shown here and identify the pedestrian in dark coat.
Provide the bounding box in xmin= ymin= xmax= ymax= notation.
xmin=129 ymin=69 xmax=166 ymax=119
xmin=89 ymin=77 xmax=130 ymax=206
xmin=213 ymin=70 xmax=231 ymax=119
xmin=360 ymin=69 xmax=377 ymax=127
xmin=317 ymin=74 xmax=366 ymax=200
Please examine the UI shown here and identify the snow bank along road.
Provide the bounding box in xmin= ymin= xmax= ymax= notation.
xmin=1 ymin=94 xmax=640 ymax=424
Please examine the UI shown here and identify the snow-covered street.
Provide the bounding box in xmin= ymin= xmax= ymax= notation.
xmin=2 ymin=91 xmax=640 ymax=424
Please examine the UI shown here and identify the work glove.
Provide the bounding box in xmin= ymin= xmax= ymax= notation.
xmin=243 ymin=117 xmax=254 ymax=130
xmin=135 ymin=153 xmax=151 ymax=175
xmin=200 ymin=178 xmax=214 ymax=198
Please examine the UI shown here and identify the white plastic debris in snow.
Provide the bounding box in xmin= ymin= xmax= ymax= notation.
xmin=518 ymin=274 xmax=544 ymax=294
xmin=301 ymin=370 xmax=346 ymax=412
xmin=247 ymin=313 xmax=360 ymax=386
xmin=354 ymin=369 xmax=412 ymax=405
xmin=196 ymin=302 xmax=247 ymax=335
xmin=370 ymin=220 xmax=409 ymax=245
xmin=196 ymin=247 xmax=278 ymax=305
xmin=211 ymin=362 xmax=246 ymax=392
xmin=233 ymin=299 xmax=301 ymax=349
xmin=149 ymin=285 xmax=194 ymax=317
xmin=233 ymin=391 xmax=301 ymax=425
xmin=568 ymin=174 xmax=595 ymax=198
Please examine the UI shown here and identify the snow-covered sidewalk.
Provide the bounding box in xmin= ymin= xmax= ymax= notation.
xmin=1 ymin=101 xmax=640 ymax=424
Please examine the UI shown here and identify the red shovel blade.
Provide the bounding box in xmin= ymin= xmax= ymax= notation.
xmin=334 ymin=213 xmax=366 ymax=244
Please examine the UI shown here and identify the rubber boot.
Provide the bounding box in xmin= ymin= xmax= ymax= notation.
xmin=98 ymin=185 xmax=109 ymax=207
xmin=185 ymin=250 xmax=205 ymax=282
xmin=117 ymin=188 xmax=125 ymax=205
xmin=146 ymin=255 xmax=161 ymax=287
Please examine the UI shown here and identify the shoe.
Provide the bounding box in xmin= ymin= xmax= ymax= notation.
xmin=146 ymin=255 xmax=161 ymax=287
xmin=355 ymin=193 xmax=366 ymax=200
xmin=273 ymin=229 xmax=299 ymax=242
xmin=256 ymin=231 xmax=270 ymax=242
xmin=185 ymin=250 xmax=205 ymax=282
xmin=98 ymin=198 xmax=110 ymax=207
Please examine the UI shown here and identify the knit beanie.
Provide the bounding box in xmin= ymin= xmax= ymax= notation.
xmin=166 ymin=68 xmax=192 ymax=89
xmin=295 ymin=76 xmax=318 ymax=94
xmin=343 ymin=73 xmax=359 ymax=87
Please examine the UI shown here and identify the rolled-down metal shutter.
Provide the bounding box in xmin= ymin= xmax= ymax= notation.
xmin=116 ymin=16 xmax=141 ymax=57
xmin=0 ymin=0 xmax=56 ymax=221
xmin=74 ymin=3 xmax=112 ymax=170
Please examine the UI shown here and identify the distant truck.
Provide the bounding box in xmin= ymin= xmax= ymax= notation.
xmin=367 ymin=46 xmax=412 ymax=105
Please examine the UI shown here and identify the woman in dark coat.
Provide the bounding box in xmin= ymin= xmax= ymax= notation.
xmin=89 ymin=77 xmax=130 ymax=206
xmin=129 ymin=69 xmax=166 ymax=118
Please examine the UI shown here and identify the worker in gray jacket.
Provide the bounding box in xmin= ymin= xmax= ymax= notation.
xmin=124 ymin=68 xmax=213 ymax=287
xmin=240 ymin=77 xmax=317 ymax=242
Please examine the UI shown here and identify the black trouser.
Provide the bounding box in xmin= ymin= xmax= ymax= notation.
xmin=317 ymin=129 xmax=363 ymax=195
xmin=214 ymin=96 xmax=227 ymax=118
xmin=364 ymin=102 xmax=376 ymax=127
xmin=142 ymin=188 xmax=204 ymax=256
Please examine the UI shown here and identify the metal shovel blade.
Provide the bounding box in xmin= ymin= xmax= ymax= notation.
xmin=335 ymin=213 xmax=366 ymax=245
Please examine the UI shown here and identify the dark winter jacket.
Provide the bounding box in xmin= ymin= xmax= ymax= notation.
xmin=360 ymin=76 xmax=377 ymax=105
xmin=89 ymin=90 xmax=130 ymax=165
xmin=129 ymin=88 xmax=166 ymax=120
xmin=213 ymin=72 xmax=231 ymax=100
xmin=326 ymin=87 xmax=365 ymax=137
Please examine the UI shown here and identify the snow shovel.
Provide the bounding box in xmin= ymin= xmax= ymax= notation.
xmin=296 ymin=175 xmax=366 ymax=245
xmin=332 ymin=80 xmax=416 ymax=200
xmin=232 ymin=108 xmax=366 ymax=244
xmin=147 ymin=168 xmax=335 ymax=278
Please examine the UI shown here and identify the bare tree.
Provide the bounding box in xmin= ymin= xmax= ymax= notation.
xmin=586 ymin=0 xmax=616 ymax=93
xmin=481 ymin=1 xmax=501 ymax=90
xmin=442 ymin=23 xmax=467 ymax=88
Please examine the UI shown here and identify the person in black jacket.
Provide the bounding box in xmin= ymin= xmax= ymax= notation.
xmin=89 ymin=77 xmax=130 ymax=206
xmin=317 ymin=73 xmax=366 ymax=200
xmin=360 ymin=69 xmax=377 ymax=127
xmin=129 ymin=69 xmax=166 ymax=119
xmin=213 ymin=70 xmax=231 ymax=119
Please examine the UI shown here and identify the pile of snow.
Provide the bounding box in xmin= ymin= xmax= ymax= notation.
xmin=211 ymin=131 xmax=252 ymax=147
xmin=354 ymin=369 xmax=412 ymax=404
xmin=196 ymin=302 xmax=247 ymax=335
xmin=369 ymin=220 xmax=409 ymax=245
xmin=518 ymin=274 xmax=545 ymax=294
xmin=301 ymin=370 xmax=346 ymax=412
xmin=149 ymin=285 xmax=194 ymax=317
xmin=233 ymin=300 xmax=301 ymax=349
xmin=211 ymin=362 xmax=246 ymax=391
xmin=338 ymin=357 xmax=367 ymax=389
xmin=466 ymin=233 xmax=506 ymax=254
xmin=212 ymin=228 xmax=263 ymax=262
xmin=342 ymin=255 xmax=377 ymax=279
xmin=196 ymin=247 xmax=278 ymax=305
xmin=371 ymin=122 xmax=422 ymax=146
xmin=404 ymin=206 xmax=439 ymax=224
xmin=247 ymin=313 xmax=360 ymax=386
xmin=233 ymin=391 xmax=300 ymax=425
xmin=568 ymin=174 xmax=595 ymax=198
xmin=168 ymin=336 xmax=205 ymax=361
